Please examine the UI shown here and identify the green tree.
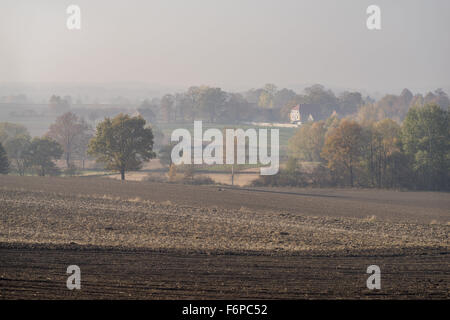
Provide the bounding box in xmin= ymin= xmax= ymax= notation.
xmin=401 ymin=104 xmax=449 ymax=190
xmin=288 ymin=121 xmax=327 ymax=162
xmin=25 ymin=138 xmax=63 ymax=176
xmin=197 ymin=87 xmax=226 ymax=122
xmin=88 ymin=114 xmax=155 ymax=180
xmin=0 ymin=142 xmax=10 ymax=174
xmin=4 ymin=135 xmax=31 ymax=175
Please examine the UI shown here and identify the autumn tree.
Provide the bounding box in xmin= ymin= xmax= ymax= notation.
xmin=88 ymin=114 xmax=155 ymax=180
xmin=46 ymin=112 xmax=91 ymax=167
xmin=321 ymin=120 xmax=363 ymax=187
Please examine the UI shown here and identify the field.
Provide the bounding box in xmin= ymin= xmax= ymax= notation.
xmin=0 ymin=175 xmax=449 ymax=299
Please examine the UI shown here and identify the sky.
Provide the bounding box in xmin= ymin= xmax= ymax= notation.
xmin=1 ymin=0 xmax=449 ymax=94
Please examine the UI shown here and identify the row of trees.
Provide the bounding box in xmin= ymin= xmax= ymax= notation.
xmin=136 ymin=84 xmax=370 ymax=124
xmin=0 ymin=137 xmax=63 ymax=176
xmin=0 ymin=113 xmax=155 ymax=181
xmin=0 ymin=113 xmax=93 ymax=176
xmin=136 ymin=85 xmax=449 ymax=125
xmin=282 ymin=103 xmax=449 ymax=190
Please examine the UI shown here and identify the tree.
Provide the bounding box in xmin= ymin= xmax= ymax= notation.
xmin=338 ymin=91 xmax=363 ymax=115
xmin=197 ymin=87 xmax=226 ymax=122
xmin=288 ymin=121 xmax=327 ymax=162
xmin=321 ymin=120 xmax=363 ymax=187
xmin=4 ymin=135 xmax=31 ymax=175
xmin=25 ymin=138 xmax=63 ymax=176
xmin=0 ymin=142 xmax=10 ymax=174
xmin=49 ymin=95 xmax=71 ymax=114
xmin=88 ymin=114 xmax=155 ymax=180
xmin=401 ymin=104 xmax=449 ymax=190
xmin=0 ymin=122 xmax=30 ymax=145
xmin=74 ymin=131 xmax=93 ymax=170
xmin=160 ymin=94 xmax=174 ymax=122
xmin=360 ymin=119 xmax=402 ymax=188
xmin=46 ymin=112 xmax=91 ymax=168
xmin=137 ymin=99 xmax=157 ymax=124
xmin=273 ymin=88 xmax=296 ymax=110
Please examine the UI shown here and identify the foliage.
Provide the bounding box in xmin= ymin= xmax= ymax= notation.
xmin=25 ymin=138 xmax=63 ymax=176
xmin=88 ymin=114 xmax=155 ymax=180
xmin=0 ymin=142 xmax=10 ymax=174
xmin=3 ymin=135 xmax=31 ymax=176
xmin=288 ymin=121 xmax=327 ymax=161
xmin=0 ymin=122 xmax=30 ymax=145
xmin=46 ymin=112 xmax=92 ymax=167
xmin=321 ymin=120 xmax=363 ymax=187
xmin=401 ymin=104 xmax=449 ymax=190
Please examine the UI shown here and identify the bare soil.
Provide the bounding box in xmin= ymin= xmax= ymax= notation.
xmin=0 ymin=175 xmax=448 ymax=299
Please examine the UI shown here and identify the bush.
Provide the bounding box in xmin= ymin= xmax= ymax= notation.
xmin=183 ymin=176 xmax=215 ymax=185
xmin=251 ymin=170 xmax=307 ymax=187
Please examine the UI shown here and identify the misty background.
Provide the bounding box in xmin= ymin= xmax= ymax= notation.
xmin=0 ymin=0 xmax=449 ymax=101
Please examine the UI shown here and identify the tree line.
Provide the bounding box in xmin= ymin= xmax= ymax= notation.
xmin=255 ymin=103 xmax=449 ymax=191
xmin=134 ymin=85 xmax=449 ymax=124
xmin=34 ymin=85 xmax=450 ymax=128
xmin=0 ymin=113 xmax=155 ymax=180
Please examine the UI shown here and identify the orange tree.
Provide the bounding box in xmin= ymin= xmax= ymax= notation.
xmin=321 ymin=120 xmax=363 ymax=187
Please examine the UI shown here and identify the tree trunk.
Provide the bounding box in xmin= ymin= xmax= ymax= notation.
xmin=120 ymin=170 xmax=125 ymax=181
xmin=66 ymin=152 xmax=70 ymax=168
xmin=349 ymin=165 xmax=354 ymax=187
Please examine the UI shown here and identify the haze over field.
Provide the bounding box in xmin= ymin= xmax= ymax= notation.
xmin=1 ymin=0 xmax=449 ymax=95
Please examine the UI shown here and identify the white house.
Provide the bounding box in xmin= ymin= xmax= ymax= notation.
xmin=290 ymin=105 xmax=301 ymax=123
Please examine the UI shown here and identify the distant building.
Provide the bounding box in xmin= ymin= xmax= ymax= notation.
xmin=290 ymin=105 xmax=301 ymax=123
xmin=289 ymin=104 xmax=321 ymax=124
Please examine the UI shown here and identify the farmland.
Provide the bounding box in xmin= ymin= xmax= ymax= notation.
xmin=0 ymin=175 xmax=449 ymax=299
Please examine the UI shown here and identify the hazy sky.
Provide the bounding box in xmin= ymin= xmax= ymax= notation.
xmin=1 ymin=0 xmax=449 ymax=93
